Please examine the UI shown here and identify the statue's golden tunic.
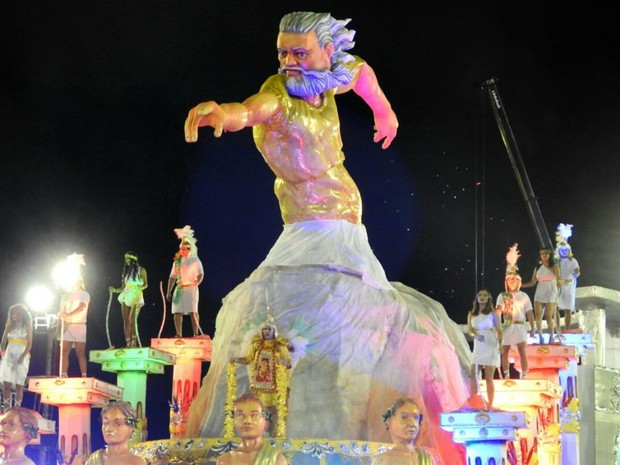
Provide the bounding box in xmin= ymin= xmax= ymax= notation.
xmin=253 ymin=74 xmax=362 ymax=225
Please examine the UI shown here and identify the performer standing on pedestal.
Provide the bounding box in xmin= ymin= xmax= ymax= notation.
xmin=555 ymin=223 xmax=580 ymax=332
xmin=0 ymin=305 xmax=33 ymax=410
xmin=110 ymin=252 xmax=148 ymax=347
xmin=497 ymin=244 xmax=535 ymax=379
xmin=166 ymin=226 xmax=204 ymax=338
xmin=522 ymin=247 xmax=561 ymax=343
xmin=467 ymin=290 xmax=502 ymax=409
xmin=57 ymin=253 xmax=90 ymax=378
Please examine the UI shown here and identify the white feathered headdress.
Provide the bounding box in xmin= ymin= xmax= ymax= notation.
xmin=174 ymin=225 xmax=198 ymax=256
xmin=505 ymin=243 xmax=521 ymax=278
xmin=555 ymin=223 xmax=574 ymax=258
xmin=555 ymin=223 xmax=573 ymax=246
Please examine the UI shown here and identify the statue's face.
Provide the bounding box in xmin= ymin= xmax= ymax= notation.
xmin=277 ymin=31 xmax=331 ymax=76
xmin=387 ymin=401 xmax=421 ymax=443
xmin=233 ymin=400 xmax=268 ymax=439
xmin=101 ymin=407 xmax=134 ymax=447
xmin=0 ymin=410 xmax=28 ymax=448
xmin=277 ymin=31 xmax=338 ymax=98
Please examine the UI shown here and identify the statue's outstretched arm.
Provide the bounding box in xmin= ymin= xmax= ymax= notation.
xmin=185 ymin=92 xmax=280 ymax=142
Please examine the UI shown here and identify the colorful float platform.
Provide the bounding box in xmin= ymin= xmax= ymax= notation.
xmin=24 ymin=285 xmax=620 ymax=465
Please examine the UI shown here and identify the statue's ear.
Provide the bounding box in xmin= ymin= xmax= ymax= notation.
xmin=325 ymin=42 xmax=335 ymax=60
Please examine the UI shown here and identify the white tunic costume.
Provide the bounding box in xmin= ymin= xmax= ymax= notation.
xmin=59 ymin=288 xmax=90 ymax=343
xmin=558 ymin=257 xmax=580 ymax=311
xmin=533 ymin=265 xmax=558 ymax=303
xmin=497 ymin=291 xmax=533 ymax=346
xmin=170 ymin=256 xmax=204 ymax=314
xmin=471 ymin=312 xmax=500 ymax=367
xmin=0 ymin=327 xmax=30 ymax=385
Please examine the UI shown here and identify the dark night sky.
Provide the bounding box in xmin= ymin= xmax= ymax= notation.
xmin=2 ymin=0 xmax=619 ymax=451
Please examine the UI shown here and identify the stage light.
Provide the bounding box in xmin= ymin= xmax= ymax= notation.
xmin=52 ymin=260 xmax=81 ymax=290
xmin=25 ymin=284 xmax=55 ymax=314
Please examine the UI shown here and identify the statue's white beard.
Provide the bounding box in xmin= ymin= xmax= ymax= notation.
xmin=282 ymin=67 xmax=337 ymax=98
xmin=280 ymin=63 xmax=353 ymax=98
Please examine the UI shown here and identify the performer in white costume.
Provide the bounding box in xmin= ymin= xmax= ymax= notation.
xmin=497 ymin=244 xmax=535 ymax=379
xmin=467 ymin=289 xmax=501 ymax=409
xmin=166 ymin=226 xmax=204 ymax=338
xmin=57 ymin=253 xmax=89 ymax=377
xmin=555 ymin=223 xmax=580 ymax=331
xmin=184 ymin=12 xmax=471 ymax=464
xmin=0 ymin=305 xmax=33 ymax=409
xmin=522 ymin=247 xmax=561 ymax=343
xmin=110 ymin=251 xmax=148 ymax=347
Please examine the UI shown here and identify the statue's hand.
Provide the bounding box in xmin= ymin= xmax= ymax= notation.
xmin=185 ymin=101 xmax=226 ymax=142
xmin=373 ymin=109 xmax=399 ymax=149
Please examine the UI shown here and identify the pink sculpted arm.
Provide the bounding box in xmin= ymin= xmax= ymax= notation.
xmin=337 ymin=60 xmax=398 ymax=149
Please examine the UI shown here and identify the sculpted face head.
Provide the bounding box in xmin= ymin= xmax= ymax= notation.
xmin=383 ymin=398 xmax=422 ymax=443
xmin=277 ymin=11 xmax=356 ymax=98
xmin=100 ymin=401 xmax=138 ymax=447
xmin=233 ymin=395 xmax=269 ymax=440
xmin=277 ymin=31 xmax=336 ymax=97
xmin=0 ymin=408 xmax=38 ymax=448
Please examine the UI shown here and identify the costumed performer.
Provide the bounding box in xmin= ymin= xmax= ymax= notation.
xmin=215 ymin=394 xmax=288 ymax=465
xmin=57 ymin=253 xmax=89 ymax=377
xmin=109 ymin=252 xmax=148 ymax=347
xmin=497 ymin=244 xmax=535 ymax=379
xmin=166 ymin=226 xmax=204 ymax=338
xmin=84 ymin=401 xmax=146 ymax=465
xmin=555 ymin=223 xmax=580 ymax=332
xmin=467 ymin=289 xmax=501 ymax=409
xmin=231 ymin=317 xmax=292 ymax=437
xmin=0 ymin=305 xmax=33 ymax=410
xmin=522 ymin=247 xmax=561 ymax=343
xmin=370 ymin=398 xmax=437 ymax=465
xmin=184 ymin=11 xmax=471 ymax=464
xmin=0 ymin=407 xmax=38 ymax=465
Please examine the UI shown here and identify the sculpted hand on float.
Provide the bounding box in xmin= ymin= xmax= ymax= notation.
xmin=185 ymin=101 xmax=258 ymax=142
